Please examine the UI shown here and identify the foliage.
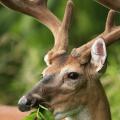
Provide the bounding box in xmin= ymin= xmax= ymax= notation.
xmin=24 ymin=105 xmax=54 ymax=120
xmin=0 ymin=0 xmax=120 ymax=119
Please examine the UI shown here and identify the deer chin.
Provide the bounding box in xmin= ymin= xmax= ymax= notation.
xmin=54 ymin=105 xmax=85 ymax=120
xmin=33 ymin=101 xmax=51 ymax=111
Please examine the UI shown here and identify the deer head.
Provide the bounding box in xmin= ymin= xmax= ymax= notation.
xmin=0 ymin=0 xmax=120 ymax=120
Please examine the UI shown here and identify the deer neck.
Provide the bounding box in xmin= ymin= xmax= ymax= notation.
xmin=54 ymin=106 xmax=90 ymax=120
xmin=55 ymin=103 xmax=111 ymax=120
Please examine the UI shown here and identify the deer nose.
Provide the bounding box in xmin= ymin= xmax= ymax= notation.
xmin=18 ymin=96 xmax=36 ymax=112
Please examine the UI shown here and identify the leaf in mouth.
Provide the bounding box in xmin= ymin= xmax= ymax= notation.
xmin=23 ymin=104 xmax=54 ymax=120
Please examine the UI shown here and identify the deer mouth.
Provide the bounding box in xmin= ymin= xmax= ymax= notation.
xmin=18 ymin=96 xmax=49 ymax=112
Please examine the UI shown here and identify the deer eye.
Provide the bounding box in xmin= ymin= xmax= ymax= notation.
xmin=68 ymin=72 xmax=79 ymax=80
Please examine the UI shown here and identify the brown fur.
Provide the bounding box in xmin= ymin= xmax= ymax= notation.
xmin=23 ymin=54 xmax=111 ymax=120
xmin=1 ymin=1 xmax=120 ymax=120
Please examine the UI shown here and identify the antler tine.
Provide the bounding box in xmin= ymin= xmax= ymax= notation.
xmin=54 ymin=0 xmax=73 ymax=51
xmin=105 ymin=10 xmax=116 ymax=33
xmin=71 ymin=10 xmax=120 ymax=64
xmin=45 ymin=0 xmax=73 ymax=65
xmin=62 ymin=0 xmax=73 ymax=31
xmin=103 ymin=10 xmax=120 ymax=45
xmin=0 ymin=0 xmax=74 ymax=65
xmin=0 ymin=0 xmax=61 ymax=39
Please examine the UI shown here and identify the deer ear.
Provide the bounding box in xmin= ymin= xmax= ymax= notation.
xmin=91 ymin=38 xmax=107 ymax=72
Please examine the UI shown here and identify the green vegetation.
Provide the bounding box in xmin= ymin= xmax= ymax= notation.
xmin=24 ymin=105 xmax=54 ymax=120
xmin=0 ymin=0 xmax=120 ymax=120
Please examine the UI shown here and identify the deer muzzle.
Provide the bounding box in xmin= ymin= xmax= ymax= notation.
xmin=18 ymin=75 xmax=54 ymax=112
xmin=18 ymin=96 xmax=36 ymax=112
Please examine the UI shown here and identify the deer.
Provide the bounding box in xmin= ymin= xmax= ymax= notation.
xmin=0 ymin=0 xmax=120 ymax=120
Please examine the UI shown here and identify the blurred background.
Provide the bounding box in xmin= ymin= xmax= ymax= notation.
xmin=0 ymin=0 xmax=120 ymax=119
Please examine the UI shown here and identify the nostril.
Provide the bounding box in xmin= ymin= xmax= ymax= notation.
xmin=26 ymin=99 xmax=32 ymax=106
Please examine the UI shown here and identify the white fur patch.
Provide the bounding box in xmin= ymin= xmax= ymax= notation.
xmin=44 ymin=54 xmax=50 ymax=66
xmin=65 ymin=107 xmax=91 ymax=120
xmin=78 ymin=107 xmax=91 ymax=120
xmin=55 ymin=106 xmax=91 ymax=120
xmin=65 ymin=117 xmax=73 ymax=120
